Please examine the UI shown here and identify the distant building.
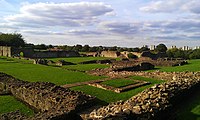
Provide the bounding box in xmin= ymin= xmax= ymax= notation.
xmin=171 ymin=46 xmax=177 ymax=49
xmin=150 ymin=45 xmax=156 ymax=50
xmin=143 ymin=45 xmax=148 ymax=48
xmin=194 ymin=46 xmax=200 ymax=49
xmin=182 ymin=46 xmax=189 ymax=51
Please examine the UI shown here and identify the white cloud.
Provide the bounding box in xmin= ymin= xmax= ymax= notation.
xmin=182 ymin=0 xmax=200 ymax=14
xmin=99 ymin=21 xmax=142 ymax=35
xmin=4 ymin=2 xmax=113 ymax=28
xmin=140 ymin=0 xmax=200 ymax=14
xmin=140 ymin=0 xmax=184 ymax=13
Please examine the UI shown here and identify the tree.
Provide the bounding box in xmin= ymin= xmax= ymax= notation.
xmin=155 ymin=44 xmax=167 ymax=53
xmin=0 ymin=33 xmax=25 ymax=47
xmin=81 ymin=45 xmax=90 ymax=52
xmin=132 ymin=47 xmax=140 ymax=52
xmin=73 ymin=44 xmax=82 ymax=51
xmin=109 ymin=46 xmax=117 ymax=51
xmin=34 ymin=44 xmax=47 ymax=50
xmin=140 ymin=47 xmax=150 ymax=52
xmin=127 ymin=53 xmax=138 ymax=59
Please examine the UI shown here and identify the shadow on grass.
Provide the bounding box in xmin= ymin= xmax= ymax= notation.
xmin=172 ymin=85 xmax=200 ymax=120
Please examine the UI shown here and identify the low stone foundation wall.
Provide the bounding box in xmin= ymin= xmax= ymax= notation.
xmin=0 ymin=73 xmax=95 ymax=120
xmin=84 ymin=72 xmax=200 ymax=119
xmin=88 ymin=80 xmax=150 ymax=93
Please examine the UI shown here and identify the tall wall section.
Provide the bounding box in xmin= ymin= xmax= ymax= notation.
xmin=0 ymin=46 xmax=12 ymax=57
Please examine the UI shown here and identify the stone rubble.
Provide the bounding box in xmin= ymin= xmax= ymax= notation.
xmin=0 ymin=72 xmax=95 ymax=120
xmin=84 ymin=71 xmax=200 ymax=120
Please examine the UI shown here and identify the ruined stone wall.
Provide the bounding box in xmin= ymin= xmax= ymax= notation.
xmin=0 ymin=46 xmax=12 ymax=57
xmin=85 ymin=71 xmax=200 ymax=120
xmin=0 ymin=72 xmax=94 ymax=120
xmin=100 ymin=51 xmax=120 ymax=58
xmin=32 ymin=51 xmax=80 ymax=58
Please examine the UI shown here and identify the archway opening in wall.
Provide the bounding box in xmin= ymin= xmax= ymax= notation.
xmin=20 ymin=52 xmax=24 ymax=57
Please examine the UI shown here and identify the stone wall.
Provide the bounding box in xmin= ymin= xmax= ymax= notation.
xmin=84 ymin=71 xmax=200 ymax=120
xmin=0 ymin=72 xmax=95 ymax=120
xmin=100 ymin=51 xmax=120 ymax=58
xmin=0 ymin=46 xmax=12 ymax=57
xmin=31 ymin=51 xmax=80 ymax=58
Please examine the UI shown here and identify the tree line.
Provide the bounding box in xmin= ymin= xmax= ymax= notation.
xmin=1 ymin=33 xmax=200 ymax=59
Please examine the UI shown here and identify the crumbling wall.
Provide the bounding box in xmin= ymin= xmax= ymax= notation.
xmin=32 ymin=51 xmax=80 ymax=58
xmin=85 ymin=71 xmax=200 ymax=120
xmin=0 ymin=72 xmax=95 ymax=120
xmin=100 ymin=51 xmax=120 ymax=58
xmin=0 ymin=46 xmax=11 ymax=57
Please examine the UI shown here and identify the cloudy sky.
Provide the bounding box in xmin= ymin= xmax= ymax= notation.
xmin=0 ymin=0 xmax=200 ymax=47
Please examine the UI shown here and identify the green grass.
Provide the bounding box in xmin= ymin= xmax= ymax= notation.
xmin=0 ymin=56 xmax=33 ymax=64
xmin=0 ymin=95 xmax=34 ymax=116
xmin=175 ymin=87 xmax=200 ymax=120
xmin=101 ymin=79 xmax=137 ymax=88
xmin=48 ymin=57 xmax=110 ymax=64
xmin=153 ymin=59 xmax=200 ymax=72
xmin=62 ymin=64 xmax=109 ymax=71
xmin=0 ymin=58 xmax=104 ymax=85
xmin=71 ymin=76 xmax=164 ymax=103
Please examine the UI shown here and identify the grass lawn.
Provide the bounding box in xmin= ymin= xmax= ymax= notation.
xmin=0 ymin=58 xmax=104 ymax=85
xmin=0 ymin=57 xmax=200 ymax=117
xmin=0 ymin=95 xmax=34 ymax=116
xmin=153 ymin=59 xmax=200 ymax=72
xmin=48 ymin=57 xmax=110 ymax=64
xmin=101 ymin=79 xmax=137 ymax=88
xmin=71 ymin=76 xmax=164 ymax=103
xmin=61 ymin=64 xmax=109 ymax=71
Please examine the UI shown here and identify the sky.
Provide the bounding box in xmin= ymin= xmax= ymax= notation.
xmin=0 ymin=0 xmax=200 ymax=47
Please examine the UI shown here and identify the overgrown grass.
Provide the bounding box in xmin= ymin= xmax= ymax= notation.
xmin=0 ymin=95 xmax=34 ymax=116
xmin=101 ymin=79 xmax=137 ymax=88
xmin=48 ymin=57 xmax=110 ymax=64
xmin=71 ymin=76 xmax=164 ymax=103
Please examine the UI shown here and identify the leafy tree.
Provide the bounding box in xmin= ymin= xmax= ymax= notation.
xmin=81 ymin=45 xmax=90 ymax=52
xmin=73 ymin=44 xmax=82 ymax=51
xmin=0 ymin=33 xmax=25 ymax=47
xmin=127 ymin=53 xmax=138 ymax=59
xmin=34 ymin=44 xmax=47 ymax=50
xmin=132 ymin=47 xmax=140 ymax=52
xmin=127 ymin=48 xmax=133 ymax=52
xmin=140 ymin=47 xmax=150 ymax=52
xmin=189 ymin=49 xmax=200 ymax=59
xmin=109 ymin=46 xmax=117 ymax=51
xmin=89 ymin=46 xmax=98 ymax=52
xmin=155 ymin=44 xmax=167 ymax=53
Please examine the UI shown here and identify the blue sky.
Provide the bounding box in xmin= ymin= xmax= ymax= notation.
xmin=0 ymin=0 xmax=200 ymax=47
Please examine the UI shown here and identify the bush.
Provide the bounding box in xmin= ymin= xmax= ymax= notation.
xmin=127 ymin=53 xmax=138 ymax=59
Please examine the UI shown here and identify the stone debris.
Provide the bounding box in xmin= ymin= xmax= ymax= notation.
xmin=0 ymin=72 xmax=95 ymax=120
xmin=84 ymin=71 xmax=200 ymax=120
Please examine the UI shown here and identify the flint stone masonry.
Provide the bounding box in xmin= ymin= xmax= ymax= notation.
xmin=134 ymin=58 xmax=188 ymax=67
xmin=79 ymin=59 xmax=115 ymax=64
xmin=0 ymin=72 xmax=95 ymax=120
xmin=88 ymin=62 xmax=155 ymax=77
xmin=84 ymin=71 xmax=200 ymax=120
xmin=88 ymin=79 xmax=150 ymax=93
xmin=0 ymin=110 xmax=29 ymax=120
